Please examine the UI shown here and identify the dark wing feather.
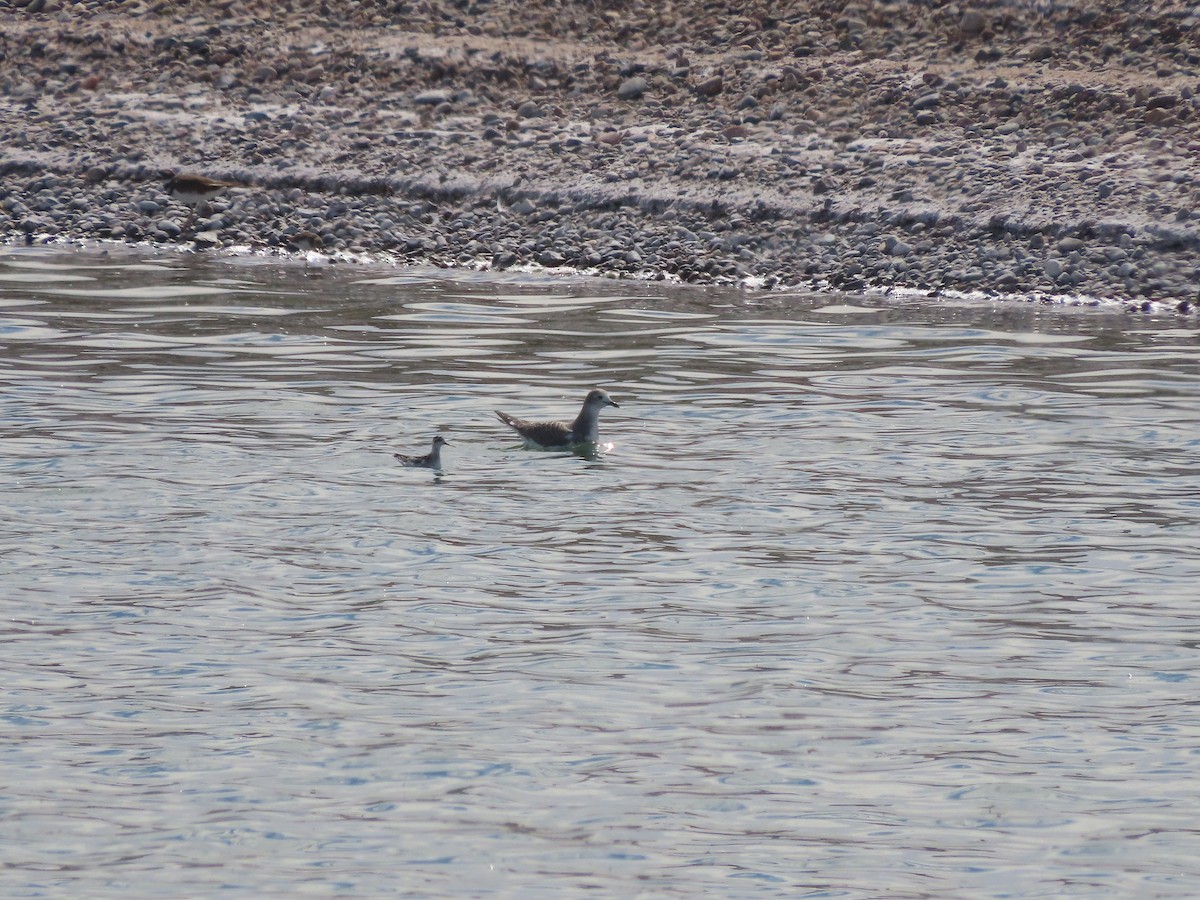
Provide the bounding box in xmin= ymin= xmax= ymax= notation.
xmin=394 ymin=451 xmax=429 ymax=467
xmin=495 ymin=411 xmax=573 ymax=447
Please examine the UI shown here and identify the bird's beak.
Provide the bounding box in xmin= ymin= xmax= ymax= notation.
xmin=609 ymin=399 xmax=620 ymax=408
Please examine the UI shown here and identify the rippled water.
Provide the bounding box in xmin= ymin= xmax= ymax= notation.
xmin=3 ymin=246 xmax=1199 ymax=897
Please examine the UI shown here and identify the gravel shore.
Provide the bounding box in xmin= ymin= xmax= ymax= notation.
xmin=2 ymin=1 xmax=1199 ymax=308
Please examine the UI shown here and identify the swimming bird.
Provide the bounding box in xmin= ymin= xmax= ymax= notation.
xmin=495 ymin=389 xmax=620 ymax=449
xmin=393 ymin=435 xmax=449 ymax=470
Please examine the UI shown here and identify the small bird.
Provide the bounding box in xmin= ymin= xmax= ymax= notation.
xmin=163 ymin=172 xmax=243 ymax=226
xmin=288 ymin=231 xmax=323 ymax=253
xmin=393 ymin=435 xmax=449 ymax=470
xmin=495 ymin=389 xmax=620 ymax=449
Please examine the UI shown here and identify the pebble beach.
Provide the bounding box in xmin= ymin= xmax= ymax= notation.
xmin=2 ymin=0 xmax=1199 ymax=309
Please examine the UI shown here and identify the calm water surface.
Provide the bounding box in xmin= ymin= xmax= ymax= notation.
xmin=2 ymin=247 xmax=1199 ymax=898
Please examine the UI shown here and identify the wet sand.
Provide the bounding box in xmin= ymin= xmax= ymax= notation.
xmin=2 ymin=1 xmax=1198 ymax=308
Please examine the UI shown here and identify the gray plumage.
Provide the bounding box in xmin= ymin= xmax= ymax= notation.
xmin=495 ymin=389 xmax=620 ymax=449
xmin=393 ymin=435 xmax=449 ymax=469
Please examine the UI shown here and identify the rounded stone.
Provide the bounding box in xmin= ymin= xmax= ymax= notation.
xmin=617 ymin=77 xmax=648 ymax=101
xmin=414 ymin=89 xmax=451 ymax=105
xmin=960 ymin=10 xmax=987 ymax=35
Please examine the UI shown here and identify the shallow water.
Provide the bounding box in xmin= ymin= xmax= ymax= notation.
xmin=3 ymin=246 xmax=1199 ymax=898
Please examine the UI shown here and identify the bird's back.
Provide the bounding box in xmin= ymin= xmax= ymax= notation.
xmin=495 ymin=410 xmax=574 ymax=448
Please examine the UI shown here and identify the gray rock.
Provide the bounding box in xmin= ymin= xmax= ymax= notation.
xmin=414 ymin=89 xmax=451 ymax=105
xmin=617 ymin=77 xmax=648 ymax=100
xmin=695 ymin=76 xmax=723 ymax=98
xmin=960 ymin=10 xmax=987 ymax=35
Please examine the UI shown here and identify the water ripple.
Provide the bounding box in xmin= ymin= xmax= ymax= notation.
xmin=2 ymin=247 xmax=1200 ymax=898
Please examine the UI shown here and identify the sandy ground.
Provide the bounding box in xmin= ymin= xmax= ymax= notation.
xmin=2 ymin=1 xmax=1199 ymax=308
